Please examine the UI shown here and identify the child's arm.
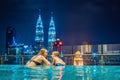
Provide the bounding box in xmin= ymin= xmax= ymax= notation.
xmin=62 ymin=61 xmax=66 ymax=65
xmin=52 ymin=58 xmax=55 ymax=65
xmin=61 ymin=59 xmax=66 ymax=65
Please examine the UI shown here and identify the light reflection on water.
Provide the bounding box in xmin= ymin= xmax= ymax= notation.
xmin=0 ymin=65 xmax=120 ymax=80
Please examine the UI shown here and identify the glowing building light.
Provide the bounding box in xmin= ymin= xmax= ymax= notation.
xmin=35 ymin=10 xmax=44 ymax=49
xmin=12 ymin=36 xmax=17 ymax=46
xmin=48 ymin=12 xmax=56 ymax=53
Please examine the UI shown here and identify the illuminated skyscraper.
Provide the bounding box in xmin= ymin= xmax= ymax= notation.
xmin=35 ymin=10 xmax=44 ymax=50
xmin=6 ymin=26 xmax=16 ymax=55
xmin=48 ymin=12 xmax=56 ymax=53
xmin=6 ymin=26 xmax=15 ymax=49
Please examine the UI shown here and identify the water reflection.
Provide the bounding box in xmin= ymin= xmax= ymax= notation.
xmin=27 ymin=66 xmax=51 ymax=80
xmin=51 ymin=66 xmax=65 ymax=80
xmin=0 ymin=65 xmax=120 ymax=80
xmin=73 ymin=66 xmax=84 ymax=80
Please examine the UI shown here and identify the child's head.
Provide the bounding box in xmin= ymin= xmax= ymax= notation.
xmin=52 ymin=51 xmax=60 ymax=57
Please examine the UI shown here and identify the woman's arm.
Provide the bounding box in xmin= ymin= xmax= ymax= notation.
xmin=42 ymin=56 xmax=51 ymax=66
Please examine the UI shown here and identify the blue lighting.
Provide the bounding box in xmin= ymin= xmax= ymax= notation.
xmin=12 ymin=36 xmax=17 ymax=45
xmin=24 ymin=45 xmax=28 ymax=48
xmin=35 ymin=10 xmax=44 ymax=48
xmin=48 ymin=12 xmax=56 ymax=53
xmin=92 ymin=52 xmax=97 ymax=57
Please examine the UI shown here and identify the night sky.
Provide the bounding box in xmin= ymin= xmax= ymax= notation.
xmin=0 ymin=0 xmax=120 ymax=52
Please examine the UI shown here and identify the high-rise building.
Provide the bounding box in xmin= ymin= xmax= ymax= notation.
xmin=81 ymin=42 xmax=92 ymax=54
xmin=35 ymin=10 xmax=44 ymax=51
xmin=48 ymin=12 xmax=56 ymax=53
xmin=103 ymin=44 xmax=108 ymax=54
xmin=6 ymin=26 xmax=15 ymax=49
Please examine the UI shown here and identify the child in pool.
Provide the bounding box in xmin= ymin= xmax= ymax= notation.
xmin=51 ymin=51 xmax=66 ymax=66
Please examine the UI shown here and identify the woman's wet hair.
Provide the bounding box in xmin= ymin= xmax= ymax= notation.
xmin=52 ymin=51 xmax=60 ymax=57
xmin=38 ymin=48 xmax=47 ymax=55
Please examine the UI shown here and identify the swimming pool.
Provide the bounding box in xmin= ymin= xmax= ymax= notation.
xmin=0 ymin=65 xmax=120 ymax=80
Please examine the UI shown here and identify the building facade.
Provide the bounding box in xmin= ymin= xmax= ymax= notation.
xmin=48 ymin=13 xmax=56 ymax=53
xmin=35 ymin=11 xmax=44 ymax=51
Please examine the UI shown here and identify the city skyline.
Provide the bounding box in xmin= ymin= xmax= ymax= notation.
xmin=0 ymin=0 xmax=120 ymax=52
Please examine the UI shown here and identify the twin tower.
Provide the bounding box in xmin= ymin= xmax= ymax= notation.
xmin=35 ymin=11 xmax=56 ymax=52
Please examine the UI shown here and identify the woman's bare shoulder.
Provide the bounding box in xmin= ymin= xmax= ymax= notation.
xmin=37 ymin=55 xmax=43 ymax=58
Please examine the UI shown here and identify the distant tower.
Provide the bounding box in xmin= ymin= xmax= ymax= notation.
xmin=48 ymin=12 xmax=56 ymax=53
xmin=35 ymin=10 xmax=44 ymax=51
xmin=6 ymin=26 xmax=16 ymax=54
xmin=6 ymin=26 xmax=15 ymax=48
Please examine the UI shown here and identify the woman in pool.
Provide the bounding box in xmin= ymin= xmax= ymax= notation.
xmin=51 ymin=51 xmax=66 ymax=66
xmin=26 ymin=48 xmax=51 ymax=67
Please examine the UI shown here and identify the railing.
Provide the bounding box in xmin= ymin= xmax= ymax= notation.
xmin=0 ymin=54 xmax=120 ymax=65
xmin=62 ymin=44 xmax=120 ymax=54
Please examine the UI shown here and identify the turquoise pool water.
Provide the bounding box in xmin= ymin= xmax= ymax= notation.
xmin=0 ymin=65 xmax=120 ymax=80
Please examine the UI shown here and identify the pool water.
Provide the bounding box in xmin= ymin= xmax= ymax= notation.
xmin=0 ymin=65 xmax=120 ymax=80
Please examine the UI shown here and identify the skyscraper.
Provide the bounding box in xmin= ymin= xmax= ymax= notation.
xmin=6 ymin=26 xmax=15 ymax=49
xmin=35 ymin=10 xmax=44 ymax=51
xmin=48 ymin=12 xmax=56 ymax=53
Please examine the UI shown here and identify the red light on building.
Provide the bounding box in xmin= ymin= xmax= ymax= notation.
xmin=54 ymin=42 xmax=57 ymax=46
xmin=52 ymin=38 xmax=63 ymax=53
xmin=59 ymin=42 xmax=62 ymax=46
